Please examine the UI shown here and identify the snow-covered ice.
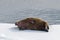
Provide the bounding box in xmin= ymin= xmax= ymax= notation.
xmin=0 ymin=23 xmax=60 ymax=40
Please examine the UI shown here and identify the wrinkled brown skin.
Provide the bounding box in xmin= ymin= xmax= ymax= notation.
xmin=15 ymin=18 xmax=49 ymax=32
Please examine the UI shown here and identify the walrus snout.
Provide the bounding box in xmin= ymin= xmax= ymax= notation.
xmin=44 ymin=26 xmax=49 ymax=32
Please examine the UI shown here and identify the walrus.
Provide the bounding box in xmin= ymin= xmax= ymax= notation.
xmin=15 ymin=18 xmax=49 ymax=32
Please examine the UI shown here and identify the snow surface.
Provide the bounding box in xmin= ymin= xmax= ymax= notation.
xmin=0 ymin=23 xmax=60 ymax=40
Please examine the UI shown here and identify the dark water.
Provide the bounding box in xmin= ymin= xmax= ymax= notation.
xmin=0 ymin=9 xmax=60 ymax=25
